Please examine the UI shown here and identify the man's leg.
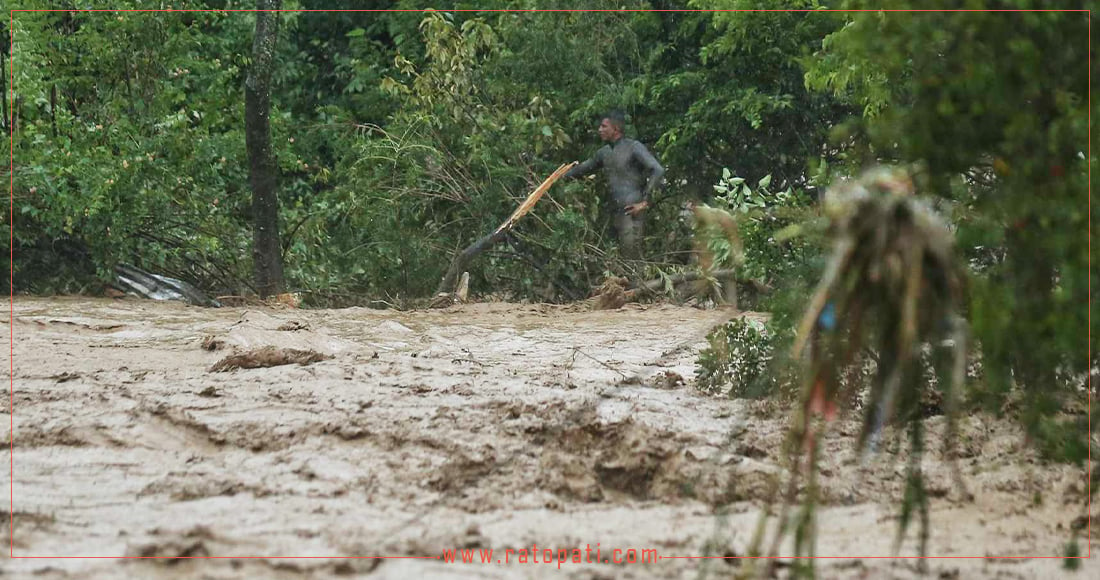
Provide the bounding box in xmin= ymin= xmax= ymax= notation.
xmin=613 ymin=212 xmax=645 ymax=259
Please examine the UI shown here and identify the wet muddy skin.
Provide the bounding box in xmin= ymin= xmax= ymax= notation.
xmin=4 ymin=297 xmax=1095 ymax=578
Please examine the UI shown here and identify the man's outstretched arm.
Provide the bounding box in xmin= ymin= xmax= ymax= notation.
xmin=564 ymin=149 xmax=603 ymax=179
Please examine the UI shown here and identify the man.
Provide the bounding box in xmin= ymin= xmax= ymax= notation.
xmin=564 ymin=111 xmax=665 ymax=259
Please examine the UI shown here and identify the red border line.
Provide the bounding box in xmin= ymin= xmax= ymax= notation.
xmin=6 ymin=7 xmax=1094 ymax=563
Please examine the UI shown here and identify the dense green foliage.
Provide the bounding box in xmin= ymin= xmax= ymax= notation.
xmin=694 ymin=2 xmax=1092 ymax=454
xmin=802 ymin=2 xmax=1094 ymax=462
xmin=5 ymin=1 xmax=851 ymax=303
xmin=7 ymin=5 xmax=257 ymax=292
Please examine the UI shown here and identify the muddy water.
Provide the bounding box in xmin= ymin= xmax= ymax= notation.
xmin=2 ymin=297 xmax=1095 ymax=579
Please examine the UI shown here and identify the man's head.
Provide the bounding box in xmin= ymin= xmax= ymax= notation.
xmin=597 ymin=110 xmax=626 ymax=142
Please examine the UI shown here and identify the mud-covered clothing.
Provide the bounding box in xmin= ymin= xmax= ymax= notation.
xmin=611 ymin=211 xmax=645 ymax=259
xmin=565 ymin=137 xmax=664 ymax=258
xmin=564 ymin=137 xmax=665 ymax=208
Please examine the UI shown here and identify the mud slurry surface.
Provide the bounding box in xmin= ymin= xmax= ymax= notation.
xmin=3 ymin=297 xmax=1096 ymax=579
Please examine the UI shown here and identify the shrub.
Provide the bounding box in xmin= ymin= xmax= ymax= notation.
xmin=695 ymin=317 xmax=784 ymax=399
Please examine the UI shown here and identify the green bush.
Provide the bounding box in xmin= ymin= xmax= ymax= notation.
xmin=707 ymin=169 xmax=826 ymax=304
xmin=695 ymin=317 xmax=786 ymax=399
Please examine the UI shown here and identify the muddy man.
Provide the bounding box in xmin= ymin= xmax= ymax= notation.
xmin=563 ymin=111 xmax=665 ymax=259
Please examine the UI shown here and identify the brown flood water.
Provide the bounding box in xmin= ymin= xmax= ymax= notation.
xmin=2 ymin=297 xmax=1095 ymax=579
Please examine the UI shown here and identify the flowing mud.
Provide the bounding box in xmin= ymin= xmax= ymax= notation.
xmin=3 ymin=297 xmax=1095 ymax=579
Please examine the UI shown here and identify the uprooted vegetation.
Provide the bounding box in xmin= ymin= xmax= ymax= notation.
xmin=207 ymin=346 xmax=333 ymax=372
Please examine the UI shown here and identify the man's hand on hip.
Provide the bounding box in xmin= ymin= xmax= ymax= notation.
xmin=624 ymin=200 xmax=649 ymax=217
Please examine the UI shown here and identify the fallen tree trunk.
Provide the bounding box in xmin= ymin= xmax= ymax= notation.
xmin=586 ymin=268 xmax=768 ymax=310
xmin=435 ymin=229 xmax=509 ymax=300
xmin=631 ymin=268 xmax=769 ymax=300
xmin=434 ymin=162 xmax=575 ymax=300
xmin=634 ymin=268 xmax=739 ymax=293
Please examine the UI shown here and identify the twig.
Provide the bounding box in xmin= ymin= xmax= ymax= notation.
xmin=570 ymin=346 xmax=627 ymax=379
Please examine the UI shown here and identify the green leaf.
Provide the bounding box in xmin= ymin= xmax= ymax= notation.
xmin=758 ymin=174 xmax=772 ymax=189
xmin=346 ymin=28 xmax=365 ymax=38
xmin=722 ymin=167 xmax=731 ymax=180
xmin=541 ymin=125 xmax=553 ymax=137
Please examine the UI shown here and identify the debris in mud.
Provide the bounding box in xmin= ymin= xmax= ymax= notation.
xmin=653 ymin=370 xmax=685 ymax=389
xmin=270 ymin=292 xmax=302 ymax=309
xmin=332 ymin=559 xmax=383 ymax=575
xmin=47 ymin=319 xmax=126 ymax=331
xmin=591 ymin=276 xmax=631 ymax=310
xmin=126 ymin=525 xmax=216 ymax=561
xmin=139 ymin=475 xmax=264 ymax=501
xmin=207 ymin=346 xmax=333 ymax=372
xmin=200 ymin=335 xmax=226 ymax=351
xmin=736 ymin=442 xmax=769 ymax=460
xmin=616 ymin=374 xmax=644 ymax=387
xmin=332 ymin=559 xmax=383 ymax=576
xmin=429 ymin=291 xmax=456 ymax=309
xmin=277 ymin=320 xmax=310 ymax=331
xmin=1070 ymin=514 xmax=1096 ymax=531
xmin=196 ymin=386 xmax=220 ymax=398
xmin=322 ymin=421 xmax=371 ymax=441
xmin=113 ymin=263 xmax=220 ymax=308
xmin=51 ymin=371 xmax=81 ymax=383
xmin=123 ymin=369 xmax=150 ymax=383
xmin=460 ymin=523 xmax=487 ymax=548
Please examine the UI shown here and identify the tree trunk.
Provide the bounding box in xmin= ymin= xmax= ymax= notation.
xmin=245 ymin=0 xmax=284 ymax=298
xmin=1005 ymin=222 xmax=1055 ymax=393
xmin=435 ymin=229 xmax=508 ymax=297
